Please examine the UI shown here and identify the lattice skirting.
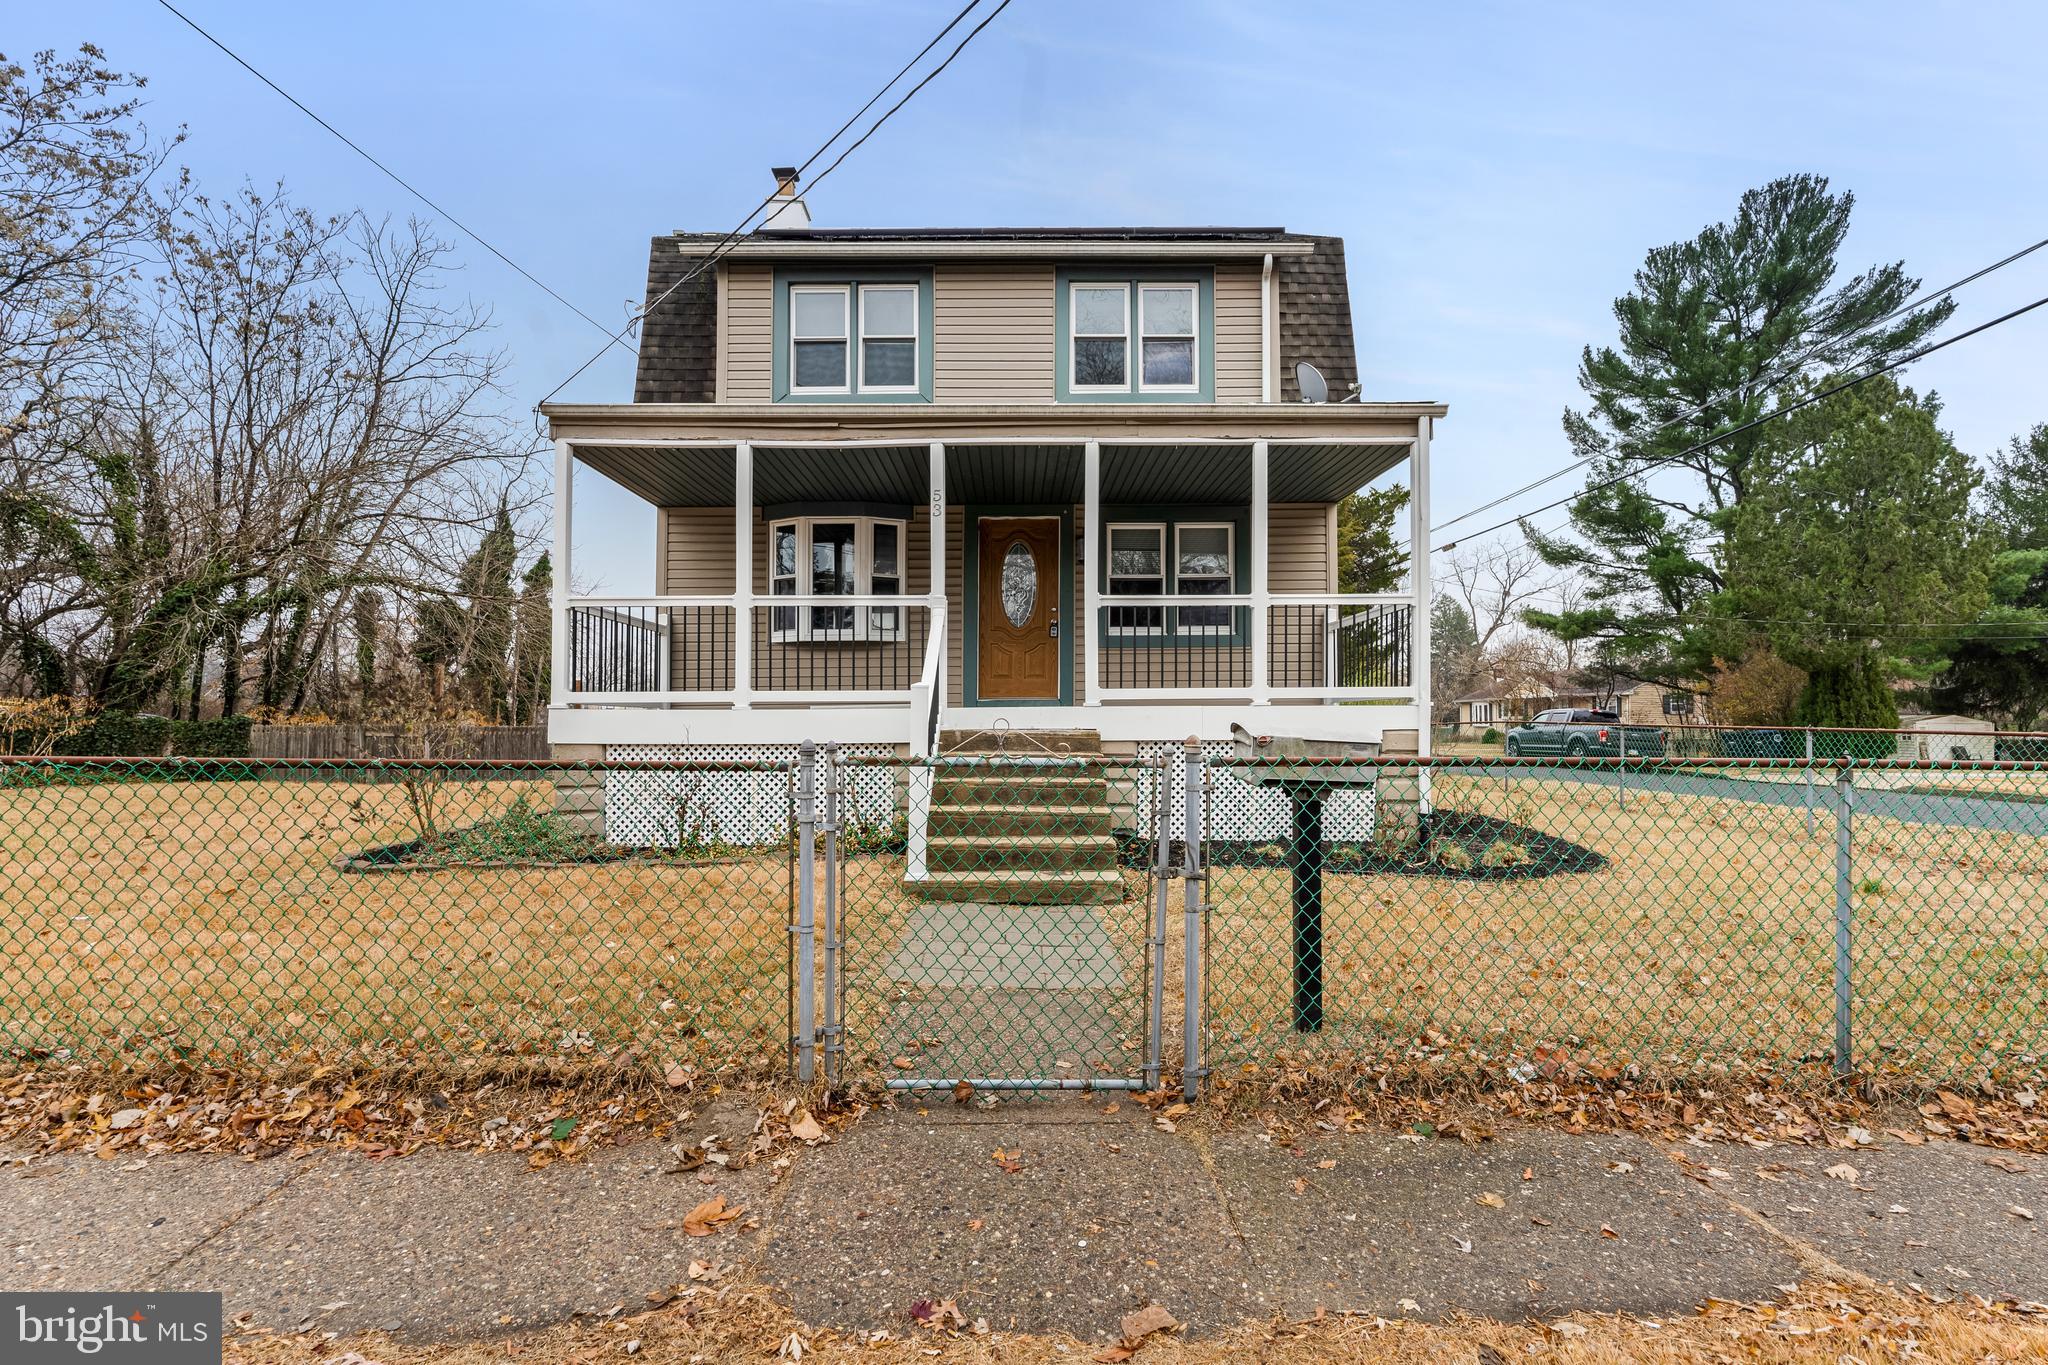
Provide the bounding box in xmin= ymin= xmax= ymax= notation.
xmin=1136 ymin=741 xmax=1376 ymax=842
xmin=602 ymin=744 xmax=899 ymax=848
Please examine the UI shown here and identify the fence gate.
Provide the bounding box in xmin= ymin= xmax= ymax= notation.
xmin=822 ymin=748 xmax=1170 ymax=1092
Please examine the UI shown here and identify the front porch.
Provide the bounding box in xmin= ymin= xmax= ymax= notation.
xmin=545 ymin=405 xmax=1439 ymax=751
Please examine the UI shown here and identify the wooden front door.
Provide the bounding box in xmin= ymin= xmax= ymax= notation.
xmin=976 ymin=517 xmax=1062 ymax=701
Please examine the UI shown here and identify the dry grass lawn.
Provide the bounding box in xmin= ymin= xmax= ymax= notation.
xmin=0 ymin=774 xmax=793 ymax=1075
xmin=7 ymin=766 xmax=2045 ymax=1090
xmin=1204 ymin=771 xmax=2048 ymax=1086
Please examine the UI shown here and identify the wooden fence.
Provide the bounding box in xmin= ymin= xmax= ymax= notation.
xmin=247 ymin=724 xmax=550 ymax=762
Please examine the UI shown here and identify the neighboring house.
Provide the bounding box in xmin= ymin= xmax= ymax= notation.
xmin=540 ymin=172 xmax=1443 ymax=857
xmin=1452 ymin=675 xmax=1697 ymax=733
xmin=1895 ymin=712 xmax=1996 ymax=761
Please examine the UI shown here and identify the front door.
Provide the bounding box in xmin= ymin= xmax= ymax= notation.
xmin=977 ymin=516 xmax=1062 ymax=701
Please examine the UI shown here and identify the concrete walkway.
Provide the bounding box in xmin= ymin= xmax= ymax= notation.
xmin=6 ymin=1103 xmax=2046 ymax=1345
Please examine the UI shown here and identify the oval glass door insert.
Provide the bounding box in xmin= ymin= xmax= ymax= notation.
xmin=1000 ymin=540 xmax=1037 ymax=626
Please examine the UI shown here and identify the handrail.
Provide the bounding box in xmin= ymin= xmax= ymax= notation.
xmin=910 ymin=606 xmax=947 ymax=758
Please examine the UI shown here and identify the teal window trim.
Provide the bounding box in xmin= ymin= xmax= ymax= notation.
xmin=772 ymin=267 xmax=933 ymax=403
xmin=1054 ymin=266 xmax=1214 ymax=403
xmin=961 ymin=504 xmax=1074 ymax=707
xmin=1098 ymin=503 xmax=1249 ymax=647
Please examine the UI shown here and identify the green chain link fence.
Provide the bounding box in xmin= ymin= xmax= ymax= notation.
xmin=5 ymin=748 xmax=2045 ymax=1095
xmin=1199 ymin=754 xmax=2048 ymax=1092
xmin=0 ymin=757 xmax=795 ymax=1079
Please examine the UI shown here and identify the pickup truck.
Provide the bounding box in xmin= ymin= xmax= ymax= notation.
xmin=1502 ymin=708 xmax=1666 ymax=758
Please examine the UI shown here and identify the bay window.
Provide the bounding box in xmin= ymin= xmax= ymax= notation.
xmin=768 ymin=515 xmax=906 ymax=642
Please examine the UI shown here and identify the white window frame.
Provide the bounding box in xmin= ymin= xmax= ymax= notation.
xmin=1069 ymin=282 xmax=1131 ymax=393
xmin=766 ymin=515 xmax=907 ymax=643
xmin=1471 ymin=702 xmax=1494 ymax=724
xmin=788 ymin=285 xmax=851 ymax=394
xmin=1105 ymin=521 xmax=1166 ymax=636
xmin=1171 ymin=521 xmax=1235 ymax=636
xmin=1137 ymin=282 xmax=1200 ymax=394
xmin=855 ymin=284 xmax=920 ymax=394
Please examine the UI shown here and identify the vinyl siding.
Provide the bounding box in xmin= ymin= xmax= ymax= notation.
xmin=717 ymin=260 xmax=1265 ymax=405
xmin=1213 ymin=261 xmax=1262 ymax=402
xmin=659 ymin=502 xmax=1336 ymax=705
xmin=720 ymin=262 xmax=773 ymax=403
xmin=932 ymin=264 xmax=1056 ymax=403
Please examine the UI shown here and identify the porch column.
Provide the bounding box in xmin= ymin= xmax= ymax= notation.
xmin=733 ymin=441 xmax=753 ymax=707
xmin=1249 ymin=438 xmax=1271 ymax=705
xmin=1411 ymin=419 xmax=1434 ymax=809
xmin=550 ymin=439 xmax=572 ymax=707
xmin=928 ymin=441 xmax=946 ymax=606
xmin=1082 ymin=439 xmax=1101 ymax=706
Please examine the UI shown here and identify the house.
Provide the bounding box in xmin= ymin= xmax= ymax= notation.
xmin=1451 ymin=674 xmax=1697 ymax=734
xmin=538 ymin=172 xmax=1444 ymax=865
xmin=1894 ymin=712 xmax=1996 ymax=762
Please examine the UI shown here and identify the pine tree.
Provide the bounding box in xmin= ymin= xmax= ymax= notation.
xmin=510 ymin=553 xmax=551 ymax=724
xmin=1985 ymin=424 xmax=2048 ymax=551
xmin=1335 ymin=485 xmax=1409 ymax=593
xmin=1527 ymin=175 xmax=1954 ymax=681
xmin=1722 ymin=376 xmax=1988 ymax=726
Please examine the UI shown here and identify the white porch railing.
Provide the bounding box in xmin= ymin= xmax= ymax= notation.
xmin=563 ymin=590 xmax=1416 ymax=720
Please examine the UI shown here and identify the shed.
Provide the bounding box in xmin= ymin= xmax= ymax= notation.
xmin=1895 ymin=713 xmax=1996 ymax=762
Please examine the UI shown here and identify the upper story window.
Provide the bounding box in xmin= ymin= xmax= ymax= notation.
xmin=1057 ymin=268 xmax=1213 ymax=403
xmin=774 ymin=269 xmax=932 ymax=402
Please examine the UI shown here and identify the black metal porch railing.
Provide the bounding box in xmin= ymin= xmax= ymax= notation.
xmin=568 ymin=604 xmax=735 ymax=695
xmin=1094 ymin=604 xmax=1252 ymax=692
xmin=1268 ymin=601 xmax=1413 ymax=690
xmin=750 ymin=601 xmax=930 ymax=696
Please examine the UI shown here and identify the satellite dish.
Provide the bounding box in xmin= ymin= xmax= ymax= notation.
xmin=1294 ymin=361 xmax=1328 ymax=403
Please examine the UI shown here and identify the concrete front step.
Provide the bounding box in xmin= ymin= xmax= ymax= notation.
xmin=928 ymin=834 xmax=1119 ymax=873
xmin=930 ymin=802 xmax=1115 ymax=836
xmin=938 ymin=728 xmax=1103 ymax=757
xmin=908 ymin=867 xmax=1129 ymax=905
xmin=932 ymin=772 xmax=1110 ymax=807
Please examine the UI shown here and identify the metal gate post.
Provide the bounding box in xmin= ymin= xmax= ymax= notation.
xmin=1804 ymin=727 xmax=1816 ymax=837
xmin=1832 ymin=765 xmax=1855 ymax=1079
xmin=1181 ymin=739 xmax=1206 ymax=1099
xmin=1145 ymin=757 xmax=1170 ymax=1090
xmin=794 ymin=740 xmax=819 ymax=1083
xmin=820 ymin=743 xmax=842 ymax=1087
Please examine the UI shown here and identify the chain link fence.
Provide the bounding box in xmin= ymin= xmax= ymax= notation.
xmin=4 ymin=750 xmax=2044 ymax=1096
xmin=0 ymin=757 xmax=795 ymax=1078
xmin=1196 ymin=754 xmax=2048 ymax=1092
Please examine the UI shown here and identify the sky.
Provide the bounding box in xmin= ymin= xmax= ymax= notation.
xmin=23 ymin=0 xmax=2048 ymax=596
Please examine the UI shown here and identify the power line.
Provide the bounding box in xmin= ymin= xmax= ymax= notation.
xmin=1427 ymin=231 xmax=2048 ymax=536
xmin=532 ymin=0 xmax=1009 ymax=412
xmin=155 ymin=0 xmax=613 ymax=338
xmin=1434 ymin=290 xmax=2048 ymax=553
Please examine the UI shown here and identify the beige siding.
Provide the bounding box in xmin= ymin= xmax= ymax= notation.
xmin=658 ymin=502 xmax=1337 ymax=704
xmin=716 ymin=260 xmax=1266 ymax=405
xmin=932 ymin=263 xmax=1056 ymax=403
xmin=1213 ymin=261 xmax=1262 ymax=402
xmin=720 ymin=262 xmax=773 ymax=402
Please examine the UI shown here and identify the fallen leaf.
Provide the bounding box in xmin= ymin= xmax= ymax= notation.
xmin=1315 ymin=1159 xmax=1336 ymax=1170
xmin=109 ymin=1108 xmax=145 ymax=1131
xmin=1119 ymin=1304 xmax=1177 ymax=1341
xmin=1599 ymin=1223 xmax=1618 ymax=1239
xmin=663 ymin=1063 xmax=691 ymax=1088
xmin=1091 ymin=1347 xmax=1135 ymax=1364
xmin=2010 ymin=1205 xmax=2036 ymax=1221
xmin=1988 ymin=1155 xmax=2031 ymax=1174
xmin=789 ymin=1112 xmax=825 ymax=1143
xmin=1824 ymin=1162 xmax=1859 ymax=1182
xmin=952 ymin=1079 xmax=974 ymax=1105
xmin=891 ymin=1057 xmax=914 ymax=1070
xmin=1476 ymin=1192 xmax=1507 ymax=1209
xmin=687 ymin=1259 xmax=719 ymax=1282
xmin=682 ymin=1195 xmax=744 ymax=1236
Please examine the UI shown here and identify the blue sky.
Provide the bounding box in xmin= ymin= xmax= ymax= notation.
xmin=22 ymin=1 xmax=2048 ymax=593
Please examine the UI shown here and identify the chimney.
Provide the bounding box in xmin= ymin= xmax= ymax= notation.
xmin=762 ymin=166 xmax=810 ymax=230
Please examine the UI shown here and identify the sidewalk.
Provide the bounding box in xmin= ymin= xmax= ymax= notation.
xmin=5 ymin=1099 xmax=2045 ymax=1346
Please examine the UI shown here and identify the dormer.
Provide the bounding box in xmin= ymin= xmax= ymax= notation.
xmin=633 ymin=177 xmax=1357 ymax=407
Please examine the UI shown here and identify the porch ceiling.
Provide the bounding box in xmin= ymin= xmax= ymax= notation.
xmin=575 ymin=438 xmax=1411 ymax=509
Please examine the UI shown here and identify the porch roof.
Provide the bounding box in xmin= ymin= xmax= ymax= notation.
xmin=573 ymin=437 xmax=1414 ymax=509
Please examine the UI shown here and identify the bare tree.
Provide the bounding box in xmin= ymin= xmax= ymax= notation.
xmin=1441 ymin=538 xmax=1560 ymax=657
